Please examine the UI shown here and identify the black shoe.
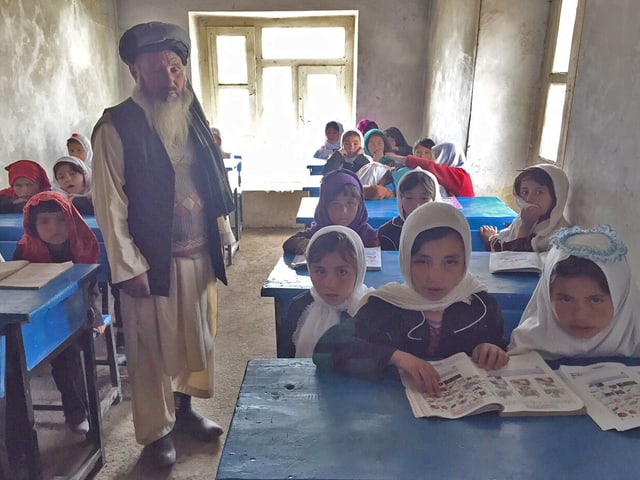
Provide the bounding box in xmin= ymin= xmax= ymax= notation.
xmin=175 ymin=409 xmax=224 ymax=442
xmin=142 ymin=433 xmax=176 ymax=468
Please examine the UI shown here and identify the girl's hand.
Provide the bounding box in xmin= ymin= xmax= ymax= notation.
xmin=93 ymin=324 xmax=106 ymax=336
xmin=479 ymin=225 xmax=498 ymax=242
xmin=338 ymin=147 xmax=348 ymax=156
xmin=472 ymin=343 xmax=509 ymax=370
xmin=390 ymin=350 xmax=441 ymax=396
xmin=519 ymin=205 xmax=543 ymax=231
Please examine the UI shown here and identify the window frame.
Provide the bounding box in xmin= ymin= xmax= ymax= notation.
xmin=531 ymin=0 xmax=585 ymax=167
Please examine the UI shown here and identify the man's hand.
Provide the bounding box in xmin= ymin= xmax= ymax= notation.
xmin=390 ymin=350 xmax=441 ymax=396
xmin=472 ymin=343 xmax=509 ymax=370
xmin=120 ymin=272 xmax=151 ymax=297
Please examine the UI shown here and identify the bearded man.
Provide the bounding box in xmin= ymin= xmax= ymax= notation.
xmin=91 ymin=22 xmax=234 ymax=468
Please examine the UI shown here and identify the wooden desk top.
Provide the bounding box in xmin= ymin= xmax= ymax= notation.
xmin=0 ymin=263 xmax=99 ymax=323
xmin=217 ymin=358 xmax=640 ymax=480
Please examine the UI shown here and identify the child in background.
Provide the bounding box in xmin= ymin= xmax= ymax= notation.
xmin=356 ymin=119 xmax=379 ymax=136
xmin=281 ymin=226 xmax=373 ymax=358
xmin=480 ymin=164 xmax=570 ymax=252
xmin=52 ymin=156 xmax=94 ymax=215
xmin=378 ymin=168 xmax=441 ymax=251
xmin=313 ymin=121 xmax=344 ymax=160
xmin=15 ymin=191 xmax=103 ymax=433
xmin=66 ymin=133 xmax=93 ymax=169
xmin=386 ymin=138 xmax=475 ymax=197
xmin=0 ymin=160 xmax=51 ymax=213
xmin=210 ymin=127 xmax=231 ymax=159
xmin=357 ymin=129 xmax=395 ymax=199
xmin=384 ymin=127 xmax=413 ymax=156
xmin=322 ymin=130 xmax=370 ymax=175
xmin=509 ymin=225 xmax=640 ymax=359
xmin=314 ymin=202 xmax=508 ymax=395
xmin=283 ymin=169 xmax=378 ymax=254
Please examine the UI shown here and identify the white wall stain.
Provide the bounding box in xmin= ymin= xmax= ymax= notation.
xmin=0 ymin=0 xmax=120 ymax=188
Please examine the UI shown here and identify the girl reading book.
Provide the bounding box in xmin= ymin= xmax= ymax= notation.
xmin=314 ymin=202 xmax=508 ymax=396
xmin=509 ymin=225 xmax=640 ymax=359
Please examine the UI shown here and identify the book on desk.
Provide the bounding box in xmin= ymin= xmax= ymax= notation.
xmin=0 ymin=260 xmax=73 ymax=289
xmin=489 ymin=251 xmax=546 ymax=274
xmin=404 ymin=351 xmax=585 ymax=419
xmin=291 ymin=246 xmax=382 ymax=271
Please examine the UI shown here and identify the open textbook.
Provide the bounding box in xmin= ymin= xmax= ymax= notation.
xmin=558 ymin=362 xmax=640 ymax=431
xmin=291 ymin=246 xmax=382 ymax=271
xmin=489 ymin=251 xmax=547 ymax=274
xmin=0 ymin=260 xmax=74 ymax=289
xmin=403 ymin=351 xmax=586 ymax=419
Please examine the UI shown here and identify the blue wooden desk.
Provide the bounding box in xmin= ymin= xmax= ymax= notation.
xmin=295 ymin=196 xmax=517 ymax=250
xmin=1 ymin=264 xmax=103 ymax=480
xmin=301 ymin=174 xmax=322 ymax=197
xmin=262 ymin=251 xmax=538 ymax=357
xmin=217 ymin=358 xmax=640 ymax=480
xmin=307 ymin=158 xmax=326 ymax=176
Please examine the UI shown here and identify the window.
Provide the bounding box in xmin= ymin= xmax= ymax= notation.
xmin=195 ymin=14 xmax=356 ymax=189
xmin=533 ymin=0 xmax=585 ymax=165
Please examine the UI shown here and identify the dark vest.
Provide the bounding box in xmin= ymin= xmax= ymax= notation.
xmin=100 ymin=98 xmax=230 ymax=295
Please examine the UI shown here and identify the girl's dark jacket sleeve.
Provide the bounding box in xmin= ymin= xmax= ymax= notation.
xmin=313 ymin=291 xmax=507 ymax=381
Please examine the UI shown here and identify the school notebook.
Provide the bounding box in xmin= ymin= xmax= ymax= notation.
xmin=0 ymin=260 xmax=74 ymax=289
xmin=489 ymin=251 xmax=547 ymax=274
xmin=558 ymin=363 xmax=640 ymax=431
xmin=291 ymin=247 xmax=382 ymax=271
xmin=403 ymin=351 xmax=585 ymax=419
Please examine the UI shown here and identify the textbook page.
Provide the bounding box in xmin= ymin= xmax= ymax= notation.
xmin=485 ymin=352 xmax=585 ymax=416
xmin=0 ymin=261 xmax=74 ymax=289
xmin=403 ymin=352 xmax=503 ymax=419
xmin=0 ymin=260 xmax=30 ymax=282
xmin=558 ymin=363 xmax=640 ymax=431
xmin=489 ymin=251 xmax=546 ymax=274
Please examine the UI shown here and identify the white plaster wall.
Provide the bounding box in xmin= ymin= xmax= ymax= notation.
xmin=115 ymin=0 xmax=431 ymax=144
xmin=466 ymin=0 xmax=548 ymax=202
xmin=0 ymin=0 xmax=121 ymax=188
xmin=424 ymin=0 xmax=480 ymax=148
xmin=563 ymin=0 xmax=640 ymax=273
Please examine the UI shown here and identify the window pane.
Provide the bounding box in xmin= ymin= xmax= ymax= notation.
xmin=262 ymin=66 xmax=294 ymax=141
xmin=262 ymin=27 xmax=345 ymax=59
xmin=217 ymin=88 xmax=251 ymax=146
xmin=217 ymin=36 xmax=248 ymax=84
xmin=301 ymin=73 xmax=339 ymax=147
xmin=552 ymin=0 xmax=578 ymax=73
xmin=539 ymin=84 xmax=566 ymax=162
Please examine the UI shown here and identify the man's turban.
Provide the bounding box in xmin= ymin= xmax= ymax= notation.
xmin=119 ymin=21 xmax=190 ymax=65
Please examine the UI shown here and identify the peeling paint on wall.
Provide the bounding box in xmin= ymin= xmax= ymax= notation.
xmin=0 ymin=0 xmax=120 ymax=188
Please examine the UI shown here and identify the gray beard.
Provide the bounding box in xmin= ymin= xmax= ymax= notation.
xmin=132 ymin=83 xmax=194 ymax=150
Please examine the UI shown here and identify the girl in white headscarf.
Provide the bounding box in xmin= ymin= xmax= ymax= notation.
xmin=313 ymin=121 xmax=344 ymax=160
xmin=509 ymin=225 xmax=640 ymax=359
xmin=377 ymin=168 xmax=442 ymax=251
xmin=66 ymin=133 xmax=93 ymax=169
xmin=52 ymin=155 xmax=94 ymax=215
xmin=282 ymin=225 xmax=372 ymax=358
xmin=314 ymin=202 xmax=508 ymax=395
xmin=480 ymin=164 xmax=570 ymax=252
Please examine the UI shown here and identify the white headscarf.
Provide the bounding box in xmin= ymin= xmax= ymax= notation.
xmin=509 ymin=225 xmax=640 ymax=359
xmin=495 ymin=163 xmax=570 ymax=251
xmin=396 ymin=167 xmax=442 ymax=221
xmin=360 ymin=202 xmax=486 ymax=312
xmin=52 ymin=155 xmax=92 ymax=197
xmin=66 ymin=133 xmax=93 ymax=169
xmin=356 ymin=161 xmax=391 ymax=186
xmin=293 ymin=225 xmax=373 ymax=357
xmin=432 ymin=142 xmax=466 ymax=167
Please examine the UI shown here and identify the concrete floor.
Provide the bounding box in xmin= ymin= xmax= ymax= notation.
xmin=33 ymin=227 xmax=297 ymax=479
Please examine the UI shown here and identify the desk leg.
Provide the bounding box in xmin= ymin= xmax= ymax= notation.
xmin=79 ymin=328 xmax=105 ymax=476
xmin=5 ymin=324 xmax=42 ymax=480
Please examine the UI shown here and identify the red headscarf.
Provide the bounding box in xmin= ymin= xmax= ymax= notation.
xmin=0 ymin=160 xmax=51 ymax=197
xmin=17 ymin=191 xmax=99 ymax=264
